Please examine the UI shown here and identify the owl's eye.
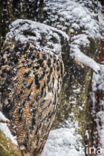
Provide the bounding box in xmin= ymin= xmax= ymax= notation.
xmin=49 ymin=37 xmax=58 ymax=43
xmin=23 ymin=30 xmax=36 ymax=37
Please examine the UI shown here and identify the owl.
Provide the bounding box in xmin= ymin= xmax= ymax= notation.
xmin=0 ymin=19 xmax=67 ymax=156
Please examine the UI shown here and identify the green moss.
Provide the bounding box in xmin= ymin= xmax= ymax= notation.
xmin=53 ymin=87 xmax=70 ymax=128
xmin=72 ymin=69 xmax=92 ymax=137
xmin=0 ymin=145 xmax=10 ymax=156
xmin=0 ymin=130 xmax=21 ymax=156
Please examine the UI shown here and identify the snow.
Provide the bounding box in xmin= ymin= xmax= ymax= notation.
xmin=71 ymin=50 xmax=100 ymax=73
xmin=42 ymin=123 xmax=84 ymax=156
xmin=0 ymin=111 xmax=18 ymax=145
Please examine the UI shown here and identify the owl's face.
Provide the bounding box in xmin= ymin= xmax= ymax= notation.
xmin=5 ymin=19 xmax=69 ymax=57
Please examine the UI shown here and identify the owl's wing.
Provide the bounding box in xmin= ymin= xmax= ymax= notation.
xmin=0 ymin=42 xmax=64 ymax=155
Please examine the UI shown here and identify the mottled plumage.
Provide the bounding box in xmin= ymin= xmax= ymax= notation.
xmin=0 ymin=19 xmax=66 ymax=156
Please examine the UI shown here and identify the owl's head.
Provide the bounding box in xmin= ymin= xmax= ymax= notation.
xmin=5 ymin=19 xmax=69 ymax=57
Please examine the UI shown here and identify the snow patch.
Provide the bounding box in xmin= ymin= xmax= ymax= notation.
xmin=71 ymin=49 xmax=100 ymax=73
xmin=42 ymin=127 xmax=84 ymax=156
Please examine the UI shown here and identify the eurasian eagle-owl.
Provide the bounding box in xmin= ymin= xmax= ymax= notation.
xmin=0 ymin=19 xmax=68 ymax=156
